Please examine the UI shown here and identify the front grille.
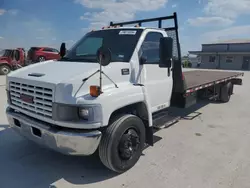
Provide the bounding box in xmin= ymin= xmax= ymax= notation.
xmin=9 ymin=81 xmax=53 ymax=118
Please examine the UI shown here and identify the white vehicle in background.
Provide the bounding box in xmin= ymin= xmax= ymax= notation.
xmin=5 ymin=12 xmax=243 ymax=173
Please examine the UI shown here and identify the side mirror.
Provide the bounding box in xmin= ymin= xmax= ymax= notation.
xmin=159 ymin=37 xmax=173 ymax=68
xmin=60 ymin=42 xmax=66 ymax=58
xmin=96 ymin=46 xmax=111 ymax=66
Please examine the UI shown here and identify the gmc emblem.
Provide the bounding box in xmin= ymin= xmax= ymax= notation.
xmin=20 ymin=94 xmax=34 ymax=104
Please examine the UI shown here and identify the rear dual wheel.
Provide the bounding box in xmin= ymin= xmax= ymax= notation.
xmin=99 ymin=114 xmax=145 ymax=173
xmin=220 ymin=82 xmax=233 ymax=103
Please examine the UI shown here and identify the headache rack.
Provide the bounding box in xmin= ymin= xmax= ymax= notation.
xmin=110 ymin=12 xmax=181 ymax=61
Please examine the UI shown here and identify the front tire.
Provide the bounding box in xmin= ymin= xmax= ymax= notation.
xmin=38 ymin=56 xmax=46 ymax=62
xmin=0 ymin=65 xmax=11 ymax=75
xmin=99 ymin=114 xmax=146 ymax=173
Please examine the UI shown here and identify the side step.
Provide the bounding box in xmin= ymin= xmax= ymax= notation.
xmin=152 ymin=110 xmax=180 ymax=129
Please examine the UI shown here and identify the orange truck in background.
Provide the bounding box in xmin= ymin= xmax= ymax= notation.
xmin=0 ymin=48 xmax=26 ymax=75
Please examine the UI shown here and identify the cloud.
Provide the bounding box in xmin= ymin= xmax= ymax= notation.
xmin=172 ymin=4 xmax=177 ymax=8
xmin=187 ymin=16 xmax=234 ymax=27
xmin=201 ymin=25 xmax=250 ymax=42
xmin=0 ymin=36 xmax=3 ymax=39
xmin=0 ymin=9 xmax=19 ymax=16
xmin=204 ymin=0 xmax=250 ymax=18
xmin=189 ymin=1 xmax=250 ymax=28
xmin=182 ymin=24 xmax=250 ymax=54
xmin=0 ymin=19 xmax=60 ymax=49
xmin=75 ymin=0 xmax=168 ymax=29
xmin=35 ymin=36 xmax=44 ymax=40
xmin=80 ymin=12 xmax=92 ymax=20
xmin=8 ymin=9 xmax=19 ymax=16
xmin=0 ymin=9 xmax=6 ymax=15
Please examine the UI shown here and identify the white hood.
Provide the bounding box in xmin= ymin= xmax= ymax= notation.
xmin=7 ymin=60 xmax=131 ymax=103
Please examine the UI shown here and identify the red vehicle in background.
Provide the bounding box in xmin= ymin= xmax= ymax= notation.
xmin=0 ymin=48 xmax=26 ymax=75
xmin=27 ymin=47 xmax=60 ymax=62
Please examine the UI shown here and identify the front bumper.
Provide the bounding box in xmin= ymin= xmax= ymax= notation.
xmin=6 ymin=107 xmax=102 ymax=156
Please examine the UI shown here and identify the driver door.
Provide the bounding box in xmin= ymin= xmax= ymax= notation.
xmin=139 ymin=31 xmax=173 ymax=113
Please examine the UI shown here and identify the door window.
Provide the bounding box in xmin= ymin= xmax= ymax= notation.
xmin=14 ymin=50 xmax=20 ymax=61
xmin=140 ymin=32 xmax=163 ymax=64
xmin=43 ymin=48 xmax=54 ymax=52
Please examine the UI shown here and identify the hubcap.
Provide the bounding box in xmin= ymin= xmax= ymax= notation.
xmin=39 ymin=57 xmax=45 ymax=62
xmin=118 ymin=128 xmax=140 ymax=160
xmin=2 ymin=67 xmax=9 ymax=74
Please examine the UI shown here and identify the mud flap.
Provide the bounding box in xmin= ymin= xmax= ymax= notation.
xmin=231 ymin=78 xmax=242 ymax=85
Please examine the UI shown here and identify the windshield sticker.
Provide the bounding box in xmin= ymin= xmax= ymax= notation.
xmin=119 ymin=30 xmax=137 ymax=35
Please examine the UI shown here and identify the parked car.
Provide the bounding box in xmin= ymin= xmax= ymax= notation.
xmin=27 ymin=47 xmax=60 ymax=63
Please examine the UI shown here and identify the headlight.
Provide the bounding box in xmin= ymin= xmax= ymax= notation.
xmin=78 ymin=105 xmax=102 ymax=122
xmin=53 ymin=103 xmax=102 ymax=123
xmin=78 ymin=107 xmax=92 ymax=120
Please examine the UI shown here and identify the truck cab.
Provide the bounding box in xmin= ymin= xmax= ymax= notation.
xmin=6 ymin=24 xmax=175 ymax=171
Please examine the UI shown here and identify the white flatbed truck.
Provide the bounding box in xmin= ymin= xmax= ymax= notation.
xmin=5 ymin=12 xmax=244 ymax=173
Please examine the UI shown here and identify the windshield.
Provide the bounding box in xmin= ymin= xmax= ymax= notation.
xmin=0 ymin=50 xmax=12 ymax=57
xmin=63 ymin=29 xmax=143 ymax=63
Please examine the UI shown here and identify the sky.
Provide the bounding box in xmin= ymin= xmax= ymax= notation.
xmin=0 ymin=0 xmax=250 ymax=55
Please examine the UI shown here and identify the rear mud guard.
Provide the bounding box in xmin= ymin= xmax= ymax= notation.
xmin=231 ymin=78 xmax=242 ymax=85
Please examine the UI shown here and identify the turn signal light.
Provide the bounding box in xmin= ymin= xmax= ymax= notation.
xmin=90 ymin=85 xmax=101 ymax=97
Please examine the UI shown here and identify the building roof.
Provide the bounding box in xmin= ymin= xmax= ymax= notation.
xmin=203 ymin=39 xmax=250 ymax=45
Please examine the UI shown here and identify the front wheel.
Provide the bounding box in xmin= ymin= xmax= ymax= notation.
xmin=0 ymin=65 xmax=11 ymax=75
xmin=99 ymin=114 xmax=146 ymax=173
xmin=38 ymin=56 xmax=46 ymax=62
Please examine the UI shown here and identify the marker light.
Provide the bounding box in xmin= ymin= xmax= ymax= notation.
xmin=90 ymin=85 xmax=101 ymax=97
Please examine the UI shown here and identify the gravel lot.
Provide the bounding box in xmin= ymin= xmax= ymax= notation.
xmin=0 ymin=71 xmax=250 ymax=188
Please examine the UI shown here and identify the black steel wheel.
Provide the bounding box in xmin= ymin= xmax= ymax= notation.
xmin=99 ymin=114 xmax=145 ymax=173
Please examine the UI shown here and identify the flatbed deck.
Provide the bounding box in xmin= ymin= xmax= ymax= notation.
xmin=184 ymin=70 xmax=244 ymax=93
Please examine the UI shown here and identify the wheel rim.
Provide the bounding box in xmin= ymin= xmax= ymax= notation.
xmin=118 ymin=128 xmax=140 ymax=160
xmin=2 ymin=67 xmax=9 ymax=74
xmin=39 ymin=57 xmax=45 ymax=62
